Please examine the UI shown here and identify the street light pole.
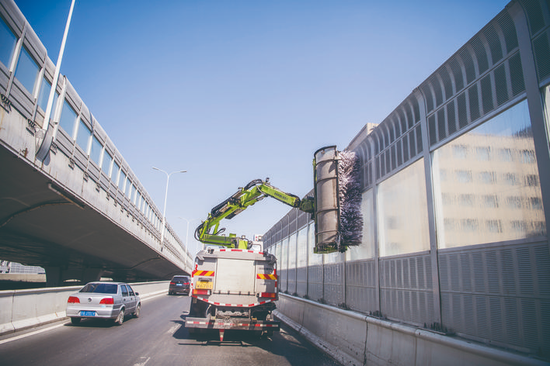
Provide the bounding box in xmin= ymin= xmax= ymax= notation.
xmin=36 ymin=0 xmax=76 ymax=161
xmin=179 ymin=217 xmax=198 ymax=255
xmin=153 ymin=167 xmax=186 ymax=251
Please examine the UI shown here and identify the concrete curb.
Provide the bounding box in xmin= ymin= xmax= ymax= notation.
xmin=274 ymin=310 xmax=357 ymax=366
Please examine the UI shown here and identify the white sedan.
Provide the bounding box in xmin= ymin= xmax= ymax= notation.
xmin=66 ymin=282 xmax=141 ymax=325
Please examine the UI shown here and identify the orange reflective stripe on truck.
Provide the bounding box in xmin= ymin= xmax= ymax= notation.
xmin=192 ymin=270 xmax=215 ymax=277
xmin=256 ymin=273 xmax=277 ymax=280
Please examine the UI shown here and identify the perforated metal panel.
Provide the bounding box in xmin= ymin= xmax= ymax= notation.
xmin=307 ymin=265 xmax=323 ymax=301
xmin=324 ymin=263 xmax=344 ymax=306
xmin=346 ymin=260 xmax=377 ymax=313
xmin=440 ymin=242 xmax=550 ymax=354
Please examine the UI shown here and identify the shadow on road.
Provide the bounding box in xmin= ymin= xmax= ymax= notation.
xmin=171 ymin=312 xmax=341 ymax=365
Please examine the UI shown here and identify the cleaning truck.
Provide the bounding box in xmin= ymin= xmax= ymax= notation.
xmin=185 ymin=146 xmax=363 ymax=341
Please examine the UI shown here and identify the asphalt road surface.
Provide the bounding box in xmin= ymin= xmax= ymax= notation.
xmin=0 ymin=293 xmax=341 ymax=366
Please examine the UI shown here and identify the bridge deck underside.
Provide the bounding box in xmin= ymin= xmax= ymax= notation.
xmin=0 ymin=144 xmax=183 ymax=284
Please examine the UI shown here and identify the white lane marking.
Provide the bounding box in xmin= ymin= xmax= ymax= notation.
xmin=134 ymin=356 xmax=151 ymax=366
xmin=141 ymin=292 xmax=169 ymax=302
xmin=0 ymin=323 xmax=65 ymax=346
xmin=166 ymin=323 xmax=179 ymax=335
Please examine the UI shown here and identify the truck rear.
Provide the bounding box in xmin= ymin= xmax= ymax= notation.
xmin=185 ymin=247 xmax=279 ymax=341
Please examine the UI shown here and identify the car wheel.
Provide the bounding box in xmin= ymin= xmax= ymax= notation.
xmin=70 ymin=317 xmax=81 ymax=325
xmin=115 ymin=308 xmax=125 ymax=325
xmin=134 ymin=303 xmax=141 ymax=318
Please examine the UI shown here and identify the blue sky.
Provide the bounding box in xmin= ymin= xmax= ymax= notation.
xmin=15 ymin=0 xmax=509 ymax=255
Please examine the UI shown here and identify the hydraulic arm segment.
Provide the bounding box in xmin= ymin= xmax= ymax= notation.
xmin=194 ymin=179 xmax=314 ymax=249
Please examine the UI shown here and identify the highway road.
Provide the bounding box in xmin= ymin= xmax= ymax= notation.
xmin=0 ymin=293 xmax=340 ymax=366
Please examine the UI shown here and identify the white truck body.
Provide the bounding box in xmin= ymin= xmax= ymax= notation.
xmin=185 ymin=247 xmax=279 ymax=340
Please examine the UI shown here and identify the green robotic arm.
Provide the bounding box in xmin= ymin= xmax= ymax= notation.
xmin=194 ymin=179 xmax=314 ymax=249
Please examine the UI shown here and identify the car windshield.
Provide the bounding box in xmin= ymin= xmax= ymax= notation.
xmin=80 ymin=283 xmax=118 ymax=294
xmin=173 ymin=277 xmax=188 ymax=282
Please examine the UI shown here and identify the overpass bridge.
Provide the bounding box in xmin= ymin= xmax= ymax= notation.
xmin=0 ymin=0 xmax=192 ymax=285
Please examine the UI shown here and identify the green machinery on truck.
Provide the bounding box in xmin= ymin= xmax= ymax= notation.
xmin=185 ymin=146 xmax=362 ymax=341
xmin=194 ymin=178 xmax=315 ymax=249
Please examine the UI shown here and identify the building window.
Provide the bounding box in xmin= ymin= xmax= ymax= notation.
xmin=478 ymin=171 xmax=496 ymax=184
xmin=476 ymin=146 xmax=490 ymax=160
xmin=456 ymin=170 xmax=473 ymax=183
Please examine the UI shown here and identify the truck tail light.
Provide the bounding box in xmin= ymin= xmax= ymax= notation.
xmin=67 ymin=296 xmax=80 ymax=304
xmin=259 ymin=292 xmax=277 ymax=299
xmin=193 ymin=289 xmax=211 ymax=296
xmin=99 ymin=297 xmax=114 ymax=305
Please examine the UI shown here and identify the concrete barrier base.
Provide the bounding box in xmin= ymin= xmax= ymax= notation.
xmin=275 ymin=294 xmax=547 ymax=366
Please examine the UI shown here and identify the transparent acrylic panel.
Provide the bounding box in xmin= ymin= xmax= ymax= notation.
xmin=76 ymin=120 xmax=91 ymax=153
xmin=38 ymin=78 xmax=51 ymax=112
xmin=297 ymin=226 xmax=308 ymax=268
xmin=90 ymin=135 xmax=102 ymax=165
xmin=281 ymin=238 xmax=288 ymax=270
xmin=0 ymin=17 xmax=16 ymax=67
xmin=308 ymin=221 xmax=322 ymax=266
xmin=58 ymin=100 xmax=77 ymax=138
xmin=432 ymin=99 xmax=546 ymax=248
xmin=15 ymin=47 xmax=39 ymax=94
xmin=102 ymin=151 xmax=112 ymax=176
xmin=346 ymin=189 xmax=375 ymax=261
xmin=112 ymin=161 xmax=120 ymax=184
xmin=288 ymin=233 xmax=297 ymax=268
xmin=136 ymin=194 xmax=142 ymax=211
xmin=546 ymin=85 xmax=550 ymax=146
xmin=275 ymin=241 xmax=281 ymax=266
xmin=378 ymin=159 xmax=430 ymax=256
xmin=119 ymin=171 xmax=127 ymax=192
xmin=324 ymin=250 xmax=344 ymax=264
xmin=127 ymin=181 xmax=133 ymax=199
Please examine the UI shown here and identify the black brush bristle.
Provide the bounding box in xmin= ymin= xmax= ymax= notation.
xmin=338 ymin=150 xmax=363 ymax=246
